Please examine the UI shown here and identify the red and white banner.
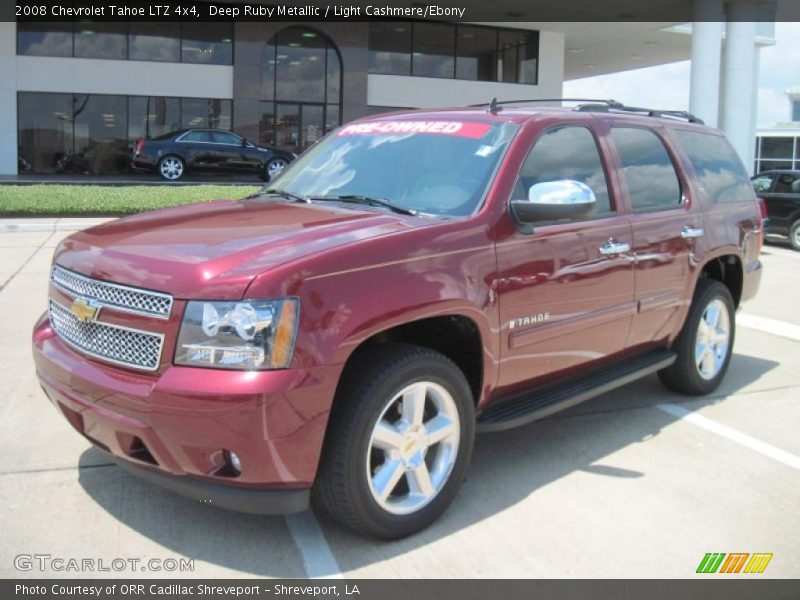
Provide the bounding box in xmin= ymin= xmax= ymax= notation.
xmin=338 ymin=120 xmax=492 ymax=139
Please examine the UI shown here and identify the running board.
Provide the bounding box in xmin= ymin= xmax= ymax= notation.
xmin=477 ymin=350 xmax=676 ymax=433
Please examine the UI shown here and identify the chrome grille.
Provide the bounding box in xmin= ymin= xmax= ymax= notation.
xmin=49 ymin=300 xmax=164 ymax=371
xmin=51 ymin=265 xmax=173 ymax=319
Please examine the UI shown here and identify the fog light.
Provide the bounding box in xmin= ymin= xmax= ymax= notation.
xmin=225 ymin=450 xmax=242 ymax=475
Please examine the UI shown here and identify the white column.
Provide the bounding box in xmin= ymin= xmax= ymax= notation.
xmin=721 ymin=1 xmax=757 ymax=173
xmin=0 ymin=22 xmax=18 ymax=175
xmin=749 ymin=45 xmax=761 ymax=173
xmin=689 ymin=0 xmax=724 ymax=127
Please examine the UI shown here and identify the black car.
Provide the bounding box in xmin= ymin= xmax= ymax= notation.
xmin=132 ymin=129 xmax=295 ymax=181
xmin=751 ymin=169 xmax=800 ymax=250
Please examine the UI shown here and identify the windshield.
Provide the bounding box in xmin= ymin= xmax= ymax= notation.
xmin=270 ymin=119 xmax=519 ymax=217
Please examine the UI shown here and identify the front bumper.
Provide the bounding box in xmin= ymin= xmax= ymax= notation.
xmin=32 ymin=314 xmax=342 ymax=513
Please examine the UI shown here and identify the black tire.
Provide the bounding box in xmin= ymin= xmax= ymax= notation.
xmin=789 ymin=220 xmax=800 ymax=251
xmin=265 ymin=157 xmax=288 ymax=181
xmin=157 ymin=155 xmax=185 ymax=181
xmin=658 ymin=279 xmax=735 ymax=396
xmin=313 ymin=343 xmax=475 ymax=539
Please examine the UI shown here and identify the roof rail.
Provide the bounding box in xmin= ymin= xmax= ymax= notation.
xmin=468 ymin=97 xmax=704 ymax=125
xmin=469 ymin=98 xmax=624 ymax=109
xmin=576 ymin=102 xmax=705 ymax=124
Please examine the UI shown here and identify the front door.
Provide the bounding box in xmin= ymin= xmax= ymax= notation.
xmin=495 ymin=124 xmax=635 ymax=394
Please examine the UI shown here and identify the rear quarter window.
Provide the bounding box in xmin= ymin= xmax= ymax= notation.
xmin=674 ymin=130 xmax=755 ymax=204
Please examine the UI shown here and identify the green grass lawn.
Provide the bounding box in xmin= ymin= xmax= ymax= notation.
xmin=0 ymin=185 xmax=262 ymax=216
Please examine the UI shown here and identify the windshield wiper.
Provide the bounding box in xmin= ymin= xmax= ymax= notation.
xmin=316 ymin=195 xmax=417 ymax=216
xmin=255 ymin=188 xmax=311 ymax=204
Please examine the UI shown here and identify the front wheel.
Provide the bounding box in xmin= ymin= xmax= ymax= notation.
xmin=658 ymin=279 xmax=735 ymax=396
xmin=313 ymin=344 xmax=475 ymax=538
xmin=265 ymin=157 xmax=289 ymax=180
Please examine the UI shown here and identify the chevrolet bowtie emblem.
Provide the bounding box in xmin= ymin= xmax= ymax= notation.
xmin=70 ymin=297 xmax=101 ymax=323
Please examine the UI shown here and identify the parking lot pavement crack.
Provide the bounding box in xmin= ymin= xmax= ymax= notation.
xmin=0 ymin=462 xmax=116 ymax=476
xmin=0 ymin=230 xmax=56 ymax=294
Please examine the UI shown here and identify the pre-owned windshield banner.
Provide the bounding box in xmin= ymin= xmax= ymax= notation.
xmin=338 ymin=121 xmax=493 ymax=139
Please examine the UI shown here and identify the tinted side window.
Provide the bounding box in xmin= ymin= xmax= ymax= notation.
xmin=774 ymin=173 xmax=800 ymax=194
xmin=611 ymin=127 xmax=682 ymax=212
xmin=513 ymin=126 xmax=612 ymax=216
xmin=674 ymin=130 xmax=755 ymax=203
xmin=181 ymin=131 xmax=213 ymax=142
xmin=211 ymin=131 xmax=241 ymax=145
xmin=751 ymin=174 xmax=774 ymax=194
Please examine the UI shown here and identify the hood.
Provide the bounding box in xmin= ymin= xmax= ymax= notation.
xmin=54 ymin=199 xmax=427 ymax=299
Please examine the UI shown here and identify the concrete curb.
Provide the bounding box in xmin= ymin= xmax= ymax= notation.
xmin=0 ymin=218 xmax=112 ymax=233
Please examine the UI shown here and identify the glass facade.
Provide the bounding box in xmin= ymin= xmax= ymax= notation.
xmin=18 ymin=92 xmax=232 ymax=174
xmin=368 ymin=22 xmax=539 ymax=85
xmin=754 ymin=135 xmax=800 ymax=174
xmin=17 ymin=22 xmax=233 ymax=64
xmin=260 ymin=27 xmax=342 ymax=154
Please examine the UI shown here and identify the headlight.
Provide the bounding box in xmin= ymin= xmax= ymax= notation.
xmin=175 ymin=299 xmax=299 ymax=370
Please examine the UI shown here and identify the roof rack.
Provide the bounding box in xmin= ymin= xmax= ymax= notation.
xmin=470 ymin=98 xmax=704 ymax=124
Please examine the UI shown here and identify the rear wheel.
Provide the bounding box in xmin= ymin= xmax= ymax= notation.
xmin=789 ymin=220 xmax=800 ymax=251
xmin=658 ymin=279 xmax=735 ymax=396
xmin=158 ymin=155 xmax=184 ymax=181
xmin=313 ymin=344 xmax=475 ymax=538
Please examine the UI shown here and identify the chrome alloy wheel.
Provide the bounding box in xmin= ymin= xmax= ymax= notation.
xmin=267 ymin=158 xmax=288 ymax=178
xmin=695 ymin=298 xmax=731 ymax=380
xmin=159 ymin=157 xmax=183 ymax=180
xmin=366 ymin=381 xmax=460 ymax=515
xmin=793 ymin=225 xmax=800 ymax=249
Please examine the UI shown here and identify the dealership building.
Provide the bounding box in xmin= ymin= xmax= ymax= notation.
xmin=0 ymin=0 xmax=785 ymax=177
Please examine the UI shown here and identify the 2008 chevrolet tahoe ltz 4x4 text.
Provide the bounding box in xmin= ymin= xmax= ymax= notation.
xmin=33 ymin=100 xmax=763 ymax=538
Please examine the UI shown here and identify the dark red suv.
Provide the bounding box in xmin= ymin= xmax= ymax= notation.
xmin=33 ymin=100 xmax=763 ymax=538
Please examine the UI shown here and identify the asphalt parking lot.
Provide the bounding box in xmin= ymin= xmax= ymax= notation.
xmin=1 ymin=226 xmax=798 ymax=579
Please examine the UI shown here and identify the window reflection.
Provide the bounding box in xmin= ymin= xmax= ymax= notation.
xmin=72 ymin=94 xmax=129 ymax=174
xmin=456 ymin=26 xmax=498 ymax=81
xmin=675 ymin=131 xmax=754 ymax=204
xmin=18 ymin=22 xmax=232 ymax=65
xmin=17 ymin=93 xmax=73 ymax=173
xmin=128 ymin=96 xmax=180 ymax=140
xmin=181 ymin=22 xmax=233 ymax=65
xmin=514 ymin=126 xmax=612 ymax=215
xmin=368 ymin=22 xmax=411 ymax=75
xmin=412 ymin=23 xmax=455 ymax=78
xmin=181 ymin=98 xmax=232 ymax=130
xmin=260 ymin=28 xmax=342 ymax=153
xmin=611 ymin=127 xmax=681 ymax=212
xmin=17 ymin=22 xmax=72 ymax=57
xmin=73 ymin=22 xmax=127 ymax=60
xmin=129 ymin=22 xmax=180 ymax=62
xmin=18 ymin=92 xmax=234 ymax=174
xmin=368 ymin=23 xmax=539 ymax=84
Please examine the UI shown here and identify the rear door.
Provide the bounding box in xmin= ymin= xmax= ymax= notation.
xmin=606 ymin=124 xmax=697 ymax=348
xmin=494 ymin=123 xmax=635 ymax=393
xmin=177 ymin=130 xmax=216 ymax=171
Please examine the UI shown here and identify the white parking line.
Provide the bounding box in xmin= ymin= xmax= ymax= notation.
xmin=737 ymin=313 xmax=800 ymax=342
xmin=657 ymin=403 xmax=800 ymax=472
xmin=285 ymin=511 xmax=343 ymax=579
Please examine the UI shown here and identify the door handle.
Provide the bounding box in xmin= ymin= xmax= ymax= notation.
xmin=598 ymin=240 xmax=631 ymax=255
xmin=681 ymin=226 xmax=704 ymax=239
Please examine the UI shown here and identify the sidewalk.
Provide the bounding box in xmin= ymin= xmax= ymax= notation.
xmin=0 ymin=217 xmax=112 ymax=233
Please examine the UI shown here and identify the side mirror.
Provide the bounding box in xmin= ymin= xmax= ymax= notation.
xmin=511 ymin=180 xmax=597 ymax=224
